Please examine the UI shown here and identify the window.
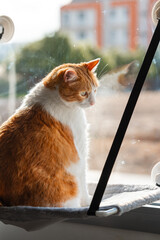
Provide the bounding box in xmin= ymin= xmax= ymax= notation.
xmin=78 ymin=11 xmax=85 ymax=21
xmin=78 ymin=31 xmax=86 ymax=40
xmin=0 ymin=0 xmax=160 ymax=235
xmin=110 ymin=9 xmax=116 ymax=18
xmin=62 ymin=12 xmax=70 ymax=27
xmin=0 ymin=0 xmax=158 ymax=186
xmin=1 ymin=0 xmax=159 ymax=182
xmin=110 ymin=6 xmax=129 ymax=24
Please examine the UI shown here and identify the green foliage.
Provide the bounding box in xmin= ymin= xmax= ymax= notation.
xmin=15 ymin=32 xmax=159 ymax=95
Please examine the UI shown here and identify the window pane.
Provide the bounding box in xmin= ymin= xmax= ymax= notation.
xmin=0 ymin=0 xmax=159 ymax=190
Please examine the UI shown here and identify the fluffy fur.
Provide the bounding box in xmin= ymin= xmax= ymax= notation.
xmin=0 ymin=59 xmax=100 ymax=207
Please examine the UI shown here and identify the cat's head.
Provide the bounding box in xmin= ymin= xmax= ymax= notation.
xmin=43 ymin=59 xmax=100 ymax=108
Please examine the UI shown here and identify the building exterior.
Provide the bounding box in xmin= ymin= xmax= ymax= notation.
xmin=60 ymin=0 xmax=156 ymax=50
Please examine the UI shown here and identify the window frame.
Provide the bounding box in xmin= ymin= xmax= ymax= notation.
xmin=68 ymin=204 xmax=160 ymax=234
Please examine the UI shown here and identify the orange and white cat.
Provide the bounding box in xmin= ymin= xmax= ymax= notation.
xmin=0 ymin=59 xmax=100 ymax=208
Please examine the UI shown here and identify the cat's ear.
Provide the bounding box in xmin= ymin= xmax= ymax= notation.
xmin=64 ymin=69 xmax=78 ymax=83
xmin=86 ymin=58 xmax=100 ymax=72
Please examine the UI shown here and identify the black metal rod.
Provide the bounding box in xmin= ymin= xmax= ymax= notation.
xmin=88 ymin=19 xmax=160 ymax=216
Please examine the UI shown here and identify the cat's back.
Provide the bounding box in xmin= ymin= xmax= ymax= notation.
xmin=0 ymin=105 xmax=50 ymax=150
xmin=0 ymin=105 xmax=80 ymax=206
xmin=0 ymin=105 xmax=79 ymax=178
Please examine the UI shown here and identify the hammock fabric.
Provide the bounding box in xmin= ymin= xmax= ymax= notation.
xmin=0 ymin=184 xmax=160 ymax=231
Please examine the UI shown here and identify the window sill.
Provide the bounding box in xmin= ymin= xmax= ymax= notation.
xmin=68 ymin=204 xmax=160 ymax=234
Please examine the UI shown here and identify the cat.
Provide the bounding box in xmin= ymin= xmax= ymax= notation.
xmin=0 ymin=58 xmax=100 ymax=208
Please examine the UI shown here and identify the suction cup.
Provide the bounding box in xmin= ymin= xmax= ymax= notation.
xmin=152 ymin=0 xmax=160 ymax=25
xmin=0 ymin=15 xmax=14 ymax=43
xmin=151 ymin=162 xmax=160 ymax=185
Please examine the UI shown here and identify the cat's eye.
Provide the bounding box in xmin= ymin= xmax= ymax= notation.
xmin=80 ymin=91 xmax=88 ymax=97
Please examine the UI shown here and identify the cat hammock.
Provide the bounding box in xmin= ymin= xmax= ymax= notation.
xmin=0 ymin=184 xmax=160 ymax=231
xmin=1 ymin=0 xmax=160 ymax=232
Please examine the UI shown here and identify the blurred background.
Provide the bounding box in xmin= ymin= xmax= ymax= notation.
xmin=0 ymin=0 xmax=160 ymax=191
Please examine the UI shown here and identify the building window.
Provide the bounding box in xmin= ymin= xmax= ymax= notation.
xmin=78 ymin=11 xmax=85 ymax=21
xmin=122 ymin=7 xmax=128 ymax=16
xmin=109 ymin=9 xmax=116 ymax=18
xmin=77 ymin=11 xmax=86 ymax=24
xmin=78 ymin=31 xmax=86 ymax=40
xmin=62 ymin=12 xmax=70 ymax=26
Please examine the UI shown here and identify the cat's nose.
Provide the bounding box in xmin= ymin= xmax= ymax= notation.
xmin=90 ymin=100 xmax=95 ymax=106
xmin=89 ymin=93 xmax=96 ymax=106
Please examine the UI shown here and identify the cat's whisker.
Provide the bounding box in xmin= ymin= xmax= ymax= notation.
xmin=98 ymin=64 xmax=108 ymax=79
xmin=99 ymin=68 xmax=111 ymax=80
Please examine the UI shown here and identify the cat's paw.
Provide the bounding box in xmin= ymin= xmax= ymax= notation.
xmin=81 ymin=195 xmax=92 ymax=207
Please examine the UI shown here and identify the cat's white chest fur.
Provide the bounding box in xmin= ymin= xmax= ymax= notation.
xmin=67 ymin=109 xmax=88 ymax=162
xmin=49 ymin=100 xmax=88 ymax=163
xmin=55 ymin=108 xmax=90 ymax=208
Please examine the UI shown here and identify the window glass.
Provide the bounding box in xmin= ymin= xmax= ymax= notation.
xmin=78 ymin=11 xmax=85 ymax=20
xmin=77 ymin=31 xmax=87 ymax=39
xmin=0 ymin=0 xmax=159 ymax=188
xmin=62 ymin=11 xmax=70 ymax=27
